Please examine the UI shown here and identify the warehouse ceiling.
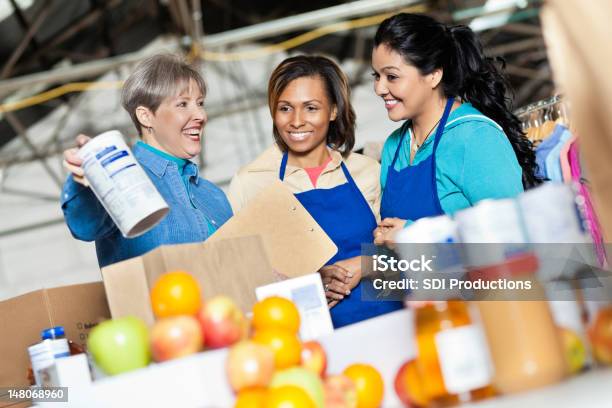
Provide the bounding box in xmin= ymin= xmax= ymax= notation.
xmin=0 ymin=0 xmax=552 ymax=175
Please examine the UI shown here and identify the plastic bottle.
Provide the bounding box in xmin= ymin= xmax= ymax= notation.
xmin=28 ymin=326 xmax=70 ymax=386
xmin=414 ymin=300 xmax=495 ymax=406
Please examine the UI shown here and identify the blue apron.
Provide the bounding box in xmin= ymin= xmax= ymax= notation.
xmin=280 ymin=153 xmax=403 ymax=328
xmin=381 ymin=97 xmax=454 ymax=220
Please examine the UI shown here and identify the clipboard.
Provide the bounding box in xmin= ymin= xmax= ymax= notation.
xmin=209 ymin=181 xmax=338 ymax=278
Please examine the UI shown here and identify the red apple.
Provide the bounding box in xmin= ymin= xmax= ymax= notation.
xmin=226 ymin=340 xmax=275 ymax=392
xmin=589 ymin=307 xmax=612 ymax=365
xmin=394 ymin=359 xmax=427 ymax=407
xmin=197 ymin=295 xmax=247 ymax=349
xmin=301 ymin=340 xmax=327 ymax=377
xmin=150 ymin=316 xmax=203 ymax=362
xmin=324 ymin=375 xmax=357 ymax=408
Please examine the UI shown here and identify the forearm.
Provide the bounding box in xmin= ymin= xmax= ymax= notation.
xmin=61 ymin=177 xmax=116 ymax=241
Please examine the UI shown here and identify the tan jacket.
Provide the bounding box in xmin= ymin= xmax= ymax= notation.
xmin=228 ymin=144 xmax=382 ymax=221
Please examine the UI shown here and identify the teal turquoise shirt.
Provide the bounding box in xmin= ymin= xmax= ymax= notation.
xmin=137 ymin=141 xmax=216 ymax=234
xmin=380 ymin=103 xmax=523 ymax=217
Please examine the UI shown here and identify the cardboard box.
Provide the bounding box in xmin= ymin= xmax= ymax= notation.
xmin=0 ymin=282 xmax=110 ymax=389
xmin=102 ymin=235 xmax=276 ymax=325
xmin=51 ymin=349 xmax=232 ymax=408
xmin=43 ymin=310 xmax=412 ymax=408
xmin=102 ymin=182 xmax=338 ymax=325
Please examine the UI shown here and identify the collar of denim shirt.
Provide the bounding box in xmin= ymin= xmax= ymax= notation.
xmin=133 ymin=141 xmax=200 ymax=185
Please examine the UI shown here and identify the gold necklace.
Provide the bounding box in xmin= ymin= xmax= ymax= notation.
xmin=412 ymin=117 xmax=442 ymax=152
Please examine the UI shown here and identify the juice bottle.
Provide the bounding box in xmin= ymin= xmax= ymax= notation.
xmin=414 ymin=300 xmax=495 ymax=406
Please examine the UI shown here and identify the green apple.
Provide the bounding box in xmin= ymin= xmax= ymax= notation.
xmin=88 ymin=316 xmax=151 ymax=375
xmin=270 ymin=367 xmax=324 ymax=408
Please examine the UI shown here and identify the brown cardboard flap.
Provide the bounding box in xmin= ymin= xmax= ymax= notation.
xmin=101 ymin=235 xmax=275 ymax=322
xmin=0 ymin=282 xmax=110 ymax=388
xmin=190 ymin=236 xmax=274 ymax=311
xmin=102 ymin=257 xmax=155 ymax=325
xmin=209 ymin=180 xmax=337 ymax=278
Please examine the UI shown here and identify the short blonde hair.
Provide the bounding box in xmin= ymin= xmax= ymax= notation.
xmin=121 ymin=54 xmax=206 ymax=135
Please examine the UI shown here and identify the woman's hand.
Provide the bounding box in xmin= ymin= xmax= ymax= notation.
xmin=334 ymin=257 xmax=363 ymax=289
xmin=62 ymin=134 xmax=91 ymax=187
xmin=373 ymin=217 xmax=406 ymax=247
xmin=318 ymin=264 xmax=352 ymax=306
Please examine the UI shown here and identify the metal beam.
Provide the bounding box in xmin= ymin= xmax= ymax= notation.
xmin=4 ymin=112 xmax=64 ymax=187
xmin=505 ymin=64 xmax=543 ymax=79
xmin=0 ymin=0 xmax=421 ymax=94
xmin=2 ymin=0 xmax=51 ymax=79
xmin=200 ymin=0 xmax=419 ymax=48
xmin=488 ymin=37 xmax=545 ymax=57
xmin=514 ymin=64 xmax=551 ymax=106
xmin=500 ymin=22 xmax=542 ymax=36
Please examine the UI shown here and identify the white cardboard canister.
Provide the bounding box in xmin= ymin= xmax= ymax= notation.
xmin=395 ymin=215 xmax=462 ymax=271
xmin=28 ymin=339 xmax=70 ymax=386
xmin=455 ymin=198 xmax=529 ymax=268
xmin=395 ymin=214 xmax=459 ymax=244
xmin=396 ymin=215 xmax=464 ymax=300
xmin=78 ymin=130 xmax=169 ymax=238
xmin=519 ymin=182 xmax=594 ymax=281
xmin=518 ymin=182 xmax=588 ymax=243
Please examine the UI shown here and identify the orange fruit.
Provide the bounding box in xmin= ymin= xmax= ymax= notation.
xmin=252 ymin=328 xmax=302 ymax=369
xmin=150 ymin=271 xmax=202 ymax=318
xmin=253 ymin=296 xmax=301 ymax=333
xmin=234 ymin=387 xmax=267 ymax=408
xmin=265 ymin=385 xmax=316 ymax=408
xmin=343 ymin=364 xmax=384 ymax=408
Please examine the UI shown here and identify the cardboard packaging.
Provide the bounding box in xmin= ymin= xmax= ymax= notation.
xmin=209 ymin=181 xmax=337 ymax=278
xmin=38 ymin=310 xmax=412 ymax=407
xmin=102 ymin=182 xmax=337 ymax=325
xmin=102 ymin=235 xmax=275 ymax=325
xmin=0 ymin=282 xmax=110 ymax=389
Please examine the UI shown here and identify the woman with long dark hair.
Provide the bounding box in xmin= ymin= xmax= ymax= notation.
xmin=371 ymin=13 xmax=540 ymax=244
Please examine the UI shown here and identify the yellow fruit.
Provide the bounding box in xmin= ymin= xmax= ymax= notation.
xmin=150 ymin=271 xmax=202 ymax=318
xmin=252 ymin=328 xmax=302 ymax=369
xmin=343 ymin=364 xmax=384 ymax=408
xmin=253 ymin=297 xmax=301 ymax=333
xmin=265 ymin=385 xmax=316 ymax=408
xmin=234 ymin=387 xmax=267 ymax=408
xmin=560 ymin=328 xmax=587 ymax=374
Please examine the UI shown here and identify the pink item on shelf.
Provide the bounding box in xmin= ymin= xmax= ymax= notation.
xmin=569 ymin=140 xmax=607 ymax=266
xmin=560 ymin=135 xmax=577 ymax=183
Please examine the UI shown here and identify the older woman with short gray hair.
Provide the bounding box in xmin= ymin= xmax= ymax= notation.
xmin=61 ymin=54 xmax=232 ymax=267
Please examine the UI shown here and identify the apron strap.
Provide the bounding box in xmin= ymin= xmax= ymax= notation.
xmin=340 ymin=161 xmax=357 ymax=189
xmin=340 ymin=160 xmax=377 ymax=222
xmin=432 ymin=97 xmax=455 ymax=152
xmin=390 ymin=98 xmax=453 ymax=169
xmin=279 ymin=152 xmax=289 ymax=181
xmin=390 ymin=121 xmax=411 ymax=168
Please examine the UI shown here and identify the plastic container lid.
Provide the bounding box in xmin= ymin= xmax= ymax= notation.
xmin=41 ymin=326 xmax=65 ymax=340
xmin=467 ymin=253 xmax=539 ymax=281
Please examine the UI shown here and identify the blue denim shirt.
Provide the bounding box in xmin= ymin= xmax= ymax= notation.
xmin=61 ymin=142 xmax=233 ymax=267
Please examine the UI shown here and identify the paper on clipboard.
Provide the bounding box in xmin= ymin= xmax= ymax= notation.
xmin=209 ymin=181 xmax=337 ymax=278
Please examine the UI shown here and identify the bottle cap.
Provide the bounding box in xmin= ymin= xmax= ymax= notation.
xmin=41 ymin=326 xmax=65 ymax=340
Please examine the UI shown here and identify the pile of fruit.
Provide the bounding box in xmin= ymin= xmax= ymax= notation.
xmin=88 ymin=270 xmax=248 ymax=375
xmin=229 ymin=295 xmax=384 ymax=408
xmin=87 ymin=270 xmax=386 ymax=408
